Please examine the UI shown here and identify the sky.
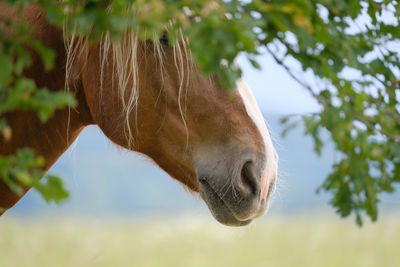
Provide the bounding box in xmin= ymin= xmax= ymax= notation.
xmin=241 ymin=52 xmax=320 ymax=115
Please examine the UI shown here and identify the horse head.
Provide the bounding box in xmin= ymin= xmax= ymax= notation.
xmin=70 ymin=34 xmax=278 ymax=226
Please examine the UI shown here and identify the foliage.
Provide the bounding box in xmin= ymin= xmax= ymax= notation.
xmin=1 ymin=0 xmax=399 ymax=225
xmin=0 ymin=2 xmax=74 ymax=205
xmin=0 ymin=149 xmax=69 ymax=204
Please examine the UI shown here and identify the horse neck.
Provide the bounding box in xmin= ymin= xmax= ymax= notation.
xmin=1 ymin=10 xmax=94 ymax=168
xmin=0 ymin=6 xmax=94 ymax=212
xmin=1 ymin=91 xmax=91 ymax=169
xmin=0 ymin=84 xmax=92 ymax=213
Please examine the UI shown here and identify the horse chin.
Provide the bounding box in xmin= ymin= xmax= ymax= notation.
xmin=199 ymin=180 xmax=253 ymax=227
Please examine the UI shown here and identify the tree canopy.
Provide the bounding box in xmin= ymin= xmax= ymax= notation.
xmin=1 ymin=0 xmax=399 ymax=225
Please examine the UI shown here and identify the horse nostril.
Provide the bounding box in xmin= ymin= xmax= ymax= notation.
xmin=199 ymin=176 xmax=207 ymax=184
xmin=240 ymin=161 xmax=259 ymax=196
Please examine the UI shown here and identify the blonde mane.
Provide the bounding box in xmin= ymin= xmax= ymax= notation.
xmin=64 ymin=29 xmax=191 ymax=148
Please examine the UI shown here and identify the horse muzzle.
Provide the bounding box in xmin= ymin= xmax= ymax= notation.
xmin=197 ymin=157 xmax=276 ymax=226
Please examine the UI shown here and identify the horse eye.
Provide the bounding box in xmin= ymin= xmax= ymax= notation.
xmin=145 ymin=33 xmax=169 ymax=47
xmin=159 ymin=33 xmax=169 ymax=46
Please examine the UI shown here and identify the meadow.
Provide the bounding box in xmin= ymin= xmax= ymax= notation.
xmin=1 ymin=215 xmax=399 ymax=267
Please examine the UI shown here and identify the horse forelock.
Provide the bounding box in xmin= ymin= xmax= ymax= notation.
xmin=64 ymin=30 xmax=190 ymax=149
xmin=236 ymin=79 xmax=278 ymax=200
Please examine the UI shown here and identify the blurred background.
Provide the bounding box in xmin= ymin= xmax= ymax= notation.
xmin=2 ymin=53 xmax=400 ymax=267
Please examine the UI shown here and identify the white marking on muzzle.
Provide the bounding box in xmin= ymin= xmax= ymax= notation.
xmin=237 ymin=78 xmax=278 ymax=200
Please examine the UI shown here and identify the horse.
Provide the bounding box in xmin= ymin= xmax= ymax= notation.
xmin=0 ymin=4 xmax=278 ymax=226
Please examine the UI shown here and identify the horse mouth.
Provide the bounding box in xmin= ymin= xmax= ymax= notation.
xmin=198 ymin=178 xmax=253 ymax=227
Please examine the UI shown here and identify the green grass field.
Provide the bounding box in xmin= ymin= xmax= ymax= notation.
xmin=1 ymin=215 xmax=399 ymax=267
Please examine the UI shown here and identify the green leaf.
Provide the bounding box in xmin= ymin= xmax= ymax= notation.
xmin=33 ymin=175 xmax=69 ymax=204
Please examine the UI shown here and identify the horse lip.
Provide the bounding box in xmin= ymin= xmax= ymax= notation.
xmin=198 ymin=178 xmax=252 ymax=226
